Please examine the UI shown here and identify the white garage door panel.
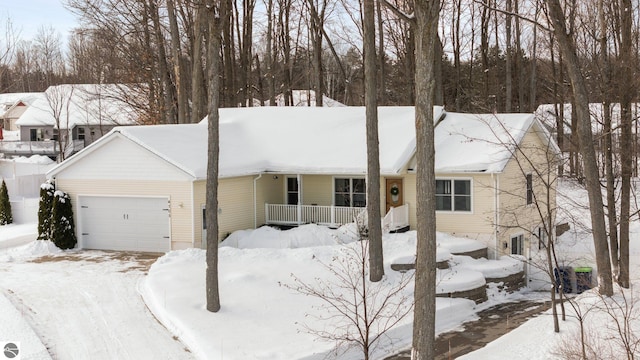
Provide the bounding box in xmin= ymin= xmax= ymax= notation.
xmin=79 ymin=196 xmax=171 ymax=252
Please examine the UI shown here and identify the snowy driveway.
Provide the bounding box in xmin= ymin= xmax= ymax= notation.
xmin=0 ymin=249 xmax=194 ymax=360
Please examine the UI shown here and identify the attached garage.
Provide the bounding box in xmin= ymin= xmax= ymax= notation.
xmin=77 ymin=196 xmax=171 ymax=252
xmin=47 ymin=125 xmax=211 ymax=252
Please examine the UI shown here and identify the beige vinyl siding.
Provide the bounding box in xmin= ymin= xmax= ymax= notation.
xmin=255 ymin=175 xmax=283 ymax=226
xmin=193 ymin=180 xmax=206 ymax=248
xmin=404 ymin=173 xmax=495 ymax=237
xmin=301 ymin=175 xmax=333 ymax=205
xmin=56 ymin=179 xmax=194 ymax=250
xmin=194 ymin=176 xmax=258 ymax=247
xmin=54 ymin=135 xmax=192 ymax=181
xmin=217 ymin=176 xmax=255 ymax=240
xmin=497 ymin=128 xmax=558 ymax=256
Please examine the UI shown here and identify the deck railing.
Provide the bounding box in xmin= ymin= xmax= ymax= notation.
xmin=265 ymin=203 xmax=410 ymax=232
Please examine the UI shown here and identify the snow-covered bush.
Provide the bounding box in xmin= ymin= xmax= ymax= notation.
xmin=51 ymin=190 xmax=76 ymax=250
xmin=37 ymin=181 xmax=55 ymax=240
xmin=0 ymin=179 xmax=12 ymax=225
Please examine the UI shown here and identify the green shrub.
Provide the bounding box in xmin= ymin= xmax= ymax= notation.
xmin=37 ymin=181 xmax=55 ymax=240
xmin=51 ymin=190 xmax=76 ymax=250
xmin=0 ymin=179 xmax=12 ymax=225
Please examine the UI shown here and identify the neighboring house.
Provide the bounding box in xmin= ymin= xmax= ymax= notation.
xmin=0 ymin=92 xmax=44 ymax=131
xmin=1 ymin=84 xmax=139 ymax=160
xmin=46 ymin=106 xmax=558 ymax=258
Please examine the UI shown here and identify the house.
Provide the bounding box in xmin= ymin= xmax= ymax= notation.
xmin=0 ymin=92 xmax=44 ymax=132
xmin=46 ymin=106 xmax=558 ymax=257
xmin=1 ymin=84 xmax=139 ymax=160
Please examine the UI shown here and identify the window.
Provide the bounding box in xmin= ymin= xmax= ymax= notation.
xmin=536 ymin=226 xmax=547 ymax=250
xmin=526 ymin=174 xmax=533 ymax=205
xmin=334 ymin=178 xmax=366 ymax=207
xmin=287 ymin=177 xmax=299 ymax=205
xmin=202 ymin=208 xmax=206 ymax=229
xmin=436 ymin=179 xmax=471 ymax=212
xmin=78 ymin=127 xmax=85 ymax=140
xmin=511 ymin=234 xmax=523 ymax=255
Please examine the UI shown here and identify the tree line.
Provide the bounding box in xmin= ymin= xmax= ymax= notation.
xmin=1 ymin=1 xmax=638 ymax=122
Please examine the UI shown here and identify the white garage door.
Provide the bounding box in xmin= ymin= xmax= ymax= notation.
xmin=78 ymin=196 xmax=171 ymax=252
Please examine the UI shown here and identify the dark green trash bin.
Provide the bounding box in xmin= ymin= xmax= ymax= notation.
xmin=575 ymin=267 xmax=592 ymax=294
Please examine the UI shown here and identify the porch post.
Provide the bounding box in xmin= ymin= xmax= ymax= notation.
xmin=265 ymin=203 xmax=269 ymax=224
xmin=297 ymin=174 xmax=302 ymax=225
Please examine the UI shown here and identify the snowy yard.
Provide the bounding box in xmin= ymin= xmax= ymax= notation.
xmin=2 ymin=179 xmax=640 ymax=359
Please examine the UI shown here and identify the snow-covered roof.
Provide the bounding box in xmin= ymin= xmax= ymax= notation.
xmin=0 ymin=92 xmax=44 ymax=117
xmin=433 ymin=111 xmax=548 ymax=173
xmin=15 ymin=84 xmax=140 ymax=129
xmin=49 ymin=106 xmax=552 ymax=180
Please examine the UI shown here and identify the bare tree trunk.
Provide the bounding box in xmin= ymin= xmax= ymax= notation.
xmin=481 ymin=3 xmax=490 ymax=110
xmin=618 ymin=0 xmax=633 ymax=288
xmin=279 ymin=0 xmax=293 ymax=106
xmin=308 ymin=0 xmax=325 ymax=106
xmin=453 ymin=0 xmax=462 ymax=111
xmin=149 ymin=0 xmax=177 ymax=124
xmin=235 ymin=0 xmax=255 ymax=107
xmin=412 ymin=0 xmax=440 ymax=358
xmin=529 ymin=2 xmax=538 ymax=113
xmin=266 ymin=0 xmax=276 ymax=106
xmin=364 ymin=0 xmax=383 ymax=282
xmin=376 ymin=0 xmax=385 ymax=105
xmin=505 ymin=0 xmax=512 ymax=112
xmin=191 ymin=2 xmax=207 ymax=123
xmin=514 ymin=0 xmax=525 ymax=111
xmin=206 ymin=0 xmax=221 ymax=313
xmin=545 ymin=0 xmax=614 ymax=296
xmin=599 ymin=0 xmax=619 ymax=281
xmin=166 ymin=0 xmax=188 ymax=123
xmin=221 ymin=0 xmax=235 ymax=107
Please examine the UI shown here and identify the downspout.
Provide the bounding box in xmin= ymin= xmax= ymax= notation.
xmin=191 ymin=180 xmax=195 ymax=248
xmin=297 ymin=173 xmax=302 ymax=225
xmin=253 ymin=174 xmax=262 ymax=228
xmin=493 ymin=173 xmax=500 ymax=259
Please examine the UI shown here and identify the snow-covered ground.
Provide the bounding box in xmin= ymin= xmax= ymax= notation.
xmin=2 ymin=179 xmax=640 ymax=359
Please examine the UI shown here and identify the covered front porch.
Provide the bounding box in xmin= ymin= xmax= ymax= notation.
xmin=264 ymin=203 xmax=410 ymax=233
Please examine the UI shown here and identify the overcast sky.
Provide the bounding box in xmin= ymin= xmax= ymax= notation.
xmin=2 ymin=0 xmax=77 ymax=42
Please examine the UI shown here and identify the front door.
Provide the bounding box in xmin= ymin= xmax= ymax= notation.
xmin=385 ymin=178 xmax=403 ymax=213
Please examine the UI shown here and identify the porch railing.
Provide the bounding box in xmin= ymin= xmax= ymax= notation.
xmin=265 ymin=203 xmax=364 ymax=227
xmin=382 ymin=203 xmax=410 ymax=233
xmin=265 ymin=203 xmax=410 ymax=232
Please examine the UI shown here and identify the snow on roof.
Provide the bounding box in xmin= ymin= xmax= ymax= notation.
xmin=50 ymin=106 xmax=547 ymax=179
xmin=0 ymin=92 xmax=44 ymax=117
xmin=434 ymin=112 xmax=537 ymax=173
xmin=15 ymin=84 xmax=140 ymax=129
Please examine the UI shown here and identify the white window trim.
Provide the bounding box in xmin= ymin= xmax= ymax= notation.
xmin=332 ymin=176 xmax=366 ymax=207
xmin=435 ymin=177 xmax=474 ymax=214
xmin=510 ymin=233 xmax=524 ymax=255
